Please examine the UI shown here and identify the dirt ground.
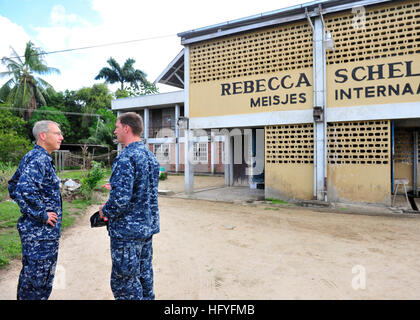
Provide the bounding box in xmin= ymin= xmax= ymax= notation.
xmin=1 ymin=175 xmax=420 ymax=300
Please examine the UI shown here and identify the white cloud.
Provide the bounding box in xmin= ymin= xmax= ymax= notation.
xmin=3 ymin=0 xmax=309 ymax=93
xmin=0 ymin=15 xmax=31 ymax=72
xmin=50 ymin=5 xmax=83 ymax=26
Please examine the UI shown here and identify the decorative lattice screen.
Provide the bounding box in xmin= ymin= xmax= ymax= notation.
xmin=325 ymin=0 xmax=420 ymax=65
xmin=327 ymin=120 xmax=390 ymax=165
xmin=190 ymin=21 xmax=312 ymax=84
xmin=266 ymin=124 xmax=314 ymax=164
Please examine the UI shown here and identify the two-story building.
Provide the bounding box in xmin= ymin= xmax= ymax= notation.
xmin=112 ymin=0 xmax=420 ymax=207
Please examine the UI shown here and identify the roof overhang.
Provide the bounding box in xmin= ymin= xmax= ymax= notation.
xmin=111 ymin=90 xmax=184 ymax=111
xmin=177 ymin=0 xmax=392 ymax=45
xmin=154 ymin=49 xmax=184 ymax=89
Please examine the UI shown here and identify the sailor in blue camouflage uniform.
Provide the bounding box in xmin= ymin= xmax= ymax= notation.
xmin=8 ymin=120 xmax=63 ymax=300
xmin=99 ymin=112 xmax=160 ymax=300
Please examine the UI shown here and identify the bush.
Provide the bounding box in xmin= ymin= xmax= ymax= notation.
xmin=79 ymin=161 xmax=105 ymax=199
xmin=0 ymin=133 xmax=32 ymax=165
xmin=0 ymin=108 xmax=32 ymax=165
xmin=0 ymin=162 xmax=16 ymax=201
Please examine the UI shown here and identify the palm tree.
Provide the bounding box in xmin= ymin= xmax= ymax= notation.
xmin=0 ymin=41 xmax=60 ymax=120
xmin=94 ymin=57 xmax=148 ymax=91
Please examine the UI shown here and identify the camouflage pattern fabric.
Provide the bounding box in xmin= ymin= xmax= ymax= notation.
xmin=102 ymin=141 xmax=160 ymax=240
xmin=8 ymin=144 xmax=62 ymax=300
xmin=17 ymin=240 xmax=59 ymax=300
xmin=8 ymin=144 xmax=62 ymax=242
xmin=110 ymin=237 xmax=154 ymax=300
xmin=102 ymin=141 xmax=160 ymax=300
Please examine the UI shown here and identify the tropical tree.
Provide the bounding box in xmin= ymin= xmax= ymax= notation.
xmin=95 ymin=57 xmax=150 ymax=92
xmin=0 ymin=41 xmax=60 ymax=120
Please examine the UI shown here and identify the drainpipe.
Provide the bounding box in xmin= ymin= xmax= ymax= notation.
xmin=319 ymin=5 xmax=328 ymax=202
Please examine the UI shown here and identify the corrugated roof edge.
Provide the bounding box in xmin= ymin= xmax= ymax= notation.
xmin=177 ymin=0 xmax=391 ymax=43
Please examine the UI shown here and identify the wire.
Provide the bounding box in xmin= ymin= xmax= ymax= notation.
xmin=3 ymin=33 xmax=177 ymax=59
xmin=0 ymin=106 xmax=103 ymax=118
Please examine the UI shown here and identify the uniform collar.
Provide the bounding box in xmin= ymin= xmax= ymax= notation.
xmin=124 ymin=140 xmax=143 ymax=150
xmin=34 ymin=144 xmax=52 ymax=159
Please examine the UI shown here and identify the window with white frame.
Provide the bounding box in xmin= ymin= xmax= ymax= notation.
xmin=193 ymin=142 xmax=208 ymax=163
xmin=153 ymin=143 xmax=170 ymax=164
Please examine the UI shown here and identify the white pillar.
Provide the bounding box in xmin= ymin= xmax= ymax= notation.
xmin=314 ymin=16 xmax=327 ymax=201
xmin=184 ymin=46 xmax=194 ymax=194
xmin=117 ymin=111 xmax=122 ymax=154
xmin=143 ymin=107 xmax=149 ymax=148
xmin=211 ymin=131 xmax=215 ymax=174
xmin=175 ymin=104 xmax=180 ymax=173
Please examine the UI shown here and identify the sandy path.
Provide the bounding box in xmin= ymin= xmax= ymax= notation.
xmin=1 ymin=175 xmax=420 ymax=299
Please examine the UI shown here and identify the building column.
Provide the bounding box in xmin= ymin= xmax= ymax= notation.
xmin=313 ymin=15 xmax=327 ymax=202
xmin=117 ymin=111 xmax=122 ymax=154
xmin=175 ymin=104 xmax=180 ymax=173
xmin=211 ymin=131 xmax=215 ymax=174
xmin=184 ymin=46 xmax=194 ymax=194
xmin=144 ymin=107 xmax=149 ymax=148
xmin=414 ymin=131 xmax=418 ymax=197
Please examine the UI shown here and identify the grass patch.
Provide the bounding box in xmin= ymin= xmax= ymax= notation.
xmin=266 ymin=198 xmax=288 ymax=205
xmin=59 ymin=169 xmax=111 ymax=186
xmin=0 ymin=230 xmax=21 ymax=268
xmin=0 ymin=197 xmax=103 ymax=268
xmin=0 ymin=201 xmax=21 ymax=228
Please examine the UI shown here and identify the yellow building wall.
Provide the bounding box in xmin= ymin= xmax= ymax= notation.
xmin=265 ymin=124 xmax=314 ymax=201
xmin=327 ymin=120 xmax=391 ymax=205
xmin=327 ymin=165 xmax=391 ymax=204
xmin=265 ymin=163 xmax=313 ymax=200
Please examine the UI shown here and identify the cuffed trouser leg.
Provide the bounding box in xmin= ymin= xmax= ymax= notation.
xmin=17 ymin=240 xmax=59 ymax=300
xmin=110 ymin=237 xmax=154 ymax=300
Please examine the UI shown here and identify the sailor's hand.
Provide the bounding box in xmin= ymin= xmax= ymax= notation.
xmin=46 ymin=212 xmax=58 ymax=227
xmin=99 ymin=203 xmax=108 ymax=221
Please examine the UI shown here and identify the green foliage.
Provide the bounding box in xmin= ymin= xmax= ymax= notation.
xmin=0 ymin=107 xmax=28 ymax=136
xmin=0 ymin=201 xmax=22 ymax=267
xmin=266 ymin=198 xmax=288 ymax=205
xmin=0 ymin=41 xmax=60 ymax=120
xmin=115 ymin=80 xmax=159 ymax=98
xmin=0 ymin=162 xmax=17 ymax=201
xmin=0 ymin=197 xmax=95 ymax=268
xmin=28 ymin=105 xmax=71 ymax=138
xmin=0 ymin=109 xmax=32 ymax=165
xmin=0 ymin=230 xmax=22 ymax=267
xmin=79 ymin=161 xmax=106 ymax=199
xmin=95 ymin=57 xmax=149 ymax=92
xmin=159 ymin=172 xmax=167 ymax=180
xmin=80 ymin=107 xmax=117 ymax=148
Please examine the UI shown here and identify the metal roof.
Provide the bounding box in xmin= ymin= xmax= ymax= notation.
xmin=153 ymin=0 xmax=392 ymax=89
xmin=154 ymin=49 xmax=184 ymax=89
xmin=177 ymin=0 xmax=392 ymax=45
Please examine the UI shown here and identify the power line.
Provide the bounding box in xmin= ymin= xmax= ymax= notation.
xmin=3 ymin=33 xmax=178 ymax=59
xmin=0 ymin=106 xmax=103 ymax=118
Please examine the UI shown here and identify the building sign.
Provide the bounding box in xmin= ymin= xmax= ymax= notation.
xmin=189 ymin=68 xmax=313 ymax=118
xmin=327 ymin=55 xmax=420 ymax=108
xmin=189 ymin=55 xmax=420 ymax=119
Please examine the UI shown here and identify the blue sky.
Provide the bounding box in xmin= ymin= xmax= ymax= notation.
xmin=0 ymin=0 xmax=102 ymax=32
xmin=0 ymin=0 xmax=308 ymax=93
